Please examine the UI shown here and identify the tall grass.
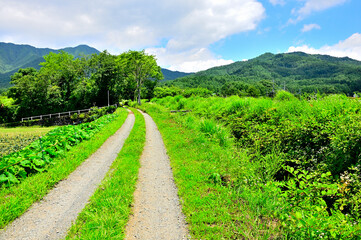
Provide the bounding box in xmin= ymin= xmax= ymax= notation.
xmin=152 ymin=93 xmax=361 ymax=238
xmin=138 ymin=103 xmax=282 ymax=239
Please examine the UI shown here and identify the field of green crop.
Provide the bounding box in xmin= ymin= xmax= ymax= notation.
xmin=0 ymin=108 xmax=129 ymax=228
xmin=0 ymin=126 xmax=56 ymax=158
xmin=147 ymin=92 xmax=361 ymax=239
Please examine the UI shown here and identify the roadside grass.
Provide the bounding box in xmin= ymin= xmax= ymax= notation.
xmin=151 ymin=94 xmax=361 ymax=238
xmin=138 ymin=103 xmax=281 ymax=239
xmin=0 ymin=108 xmax=128 ymax=229
xmin=66 ymin=108 xmax=145 ymax=239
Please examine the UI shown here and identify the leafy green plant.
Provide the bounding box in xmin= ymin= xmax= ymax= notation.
xmin=0 ymin=112 xmax=119 ymax=186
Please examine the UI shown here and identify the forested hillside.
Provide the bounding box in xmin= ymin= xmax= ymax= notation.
xmin=0 ymin=42 xmax=190 ymax=89
xmin=165 ymin=52 xmax=361 ymax=96
xmin=0 ymin=42 xmax=100 ymax=88
xmin=161 ymin=68 xmax=192 ymax=81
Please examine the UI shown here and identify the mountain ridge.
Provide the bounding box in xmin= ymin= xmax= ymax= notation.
xmin=0 ymin=42 xmax=192 ymax=88
xmin=166 ymin=52 xmax=361 ymax=95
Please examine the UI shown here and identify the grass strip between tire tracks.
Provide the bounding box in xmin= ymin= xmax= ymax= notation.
xmin=66 ymin=108 xmax=145 ymax=239
xmin=137 ymin=103 xmax=279 ymax=239
xmin=0 ymin=108 xmax=128 ymax=229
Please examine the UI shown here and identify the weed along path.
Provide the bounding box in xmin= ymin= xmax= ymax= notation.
xmin=0 ymin=111 xmax=135 ymax=240
xmin=125 ymin=111 xmax=188 ymax=240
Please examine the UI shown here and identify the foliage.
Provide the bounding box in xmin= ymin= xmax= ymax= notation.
xmin=118 ymin=50 xmax=163 ymax=105
xmin=0 ymin=111 xmax=120 ymax=186
xmin=3 ymin=50 xmax=162 ymax=122
xmin=153 ymin=86 xmax=212 ymax=98
xmin=0 ymin=96 xmax=17 ymax=123
xmin=0 ymin=108 xmax=128 ymax=229
xmin=152 ymin=94 xmax=361 ymax=238
xmin=0 ymin=126 xmax=54 ymax=158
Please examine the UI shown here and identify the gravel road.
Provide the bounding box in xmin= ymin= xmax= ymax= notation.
xmin=125 ymin=111 xmax=189 ymax=240
xmin=0 ymin=111 xmax=135 ymax=240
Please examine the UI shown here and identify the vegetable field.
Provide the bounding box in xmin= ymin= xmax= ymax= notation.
xmin=0 ymin=114 xmax=119 ymax=186
xmin=0 ymin=127 xmax=55 ymax=158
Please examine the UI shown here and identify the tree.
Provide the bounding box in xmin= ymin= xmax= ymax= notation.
xmin=87 ymin=51 xmax=118 ymax=106
xmin=8 ymin=68 xmax=48 ymax=117
xmin=119 ymin=50 xmax=163 ymax=105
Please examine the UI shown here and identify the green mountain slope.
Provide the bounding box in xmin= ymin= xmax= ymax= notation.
xmin=161 ymin=68 xmax=192 ymax=81
xmin=167 ymin=52 xmax=361 ymax=95
xmin=0 ymin=42 xmax=100 ymax=88
xmin=0 ymin=42 xmax=190 ymax=89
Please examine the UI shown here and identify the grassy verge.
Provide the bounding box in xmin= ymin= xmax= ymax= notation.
xmin=66 ymin=108 xmax=145 ymax=239
xmin=137 ymin=103 xmax=280 ymax=239
xmin=0 ymin=108 xmax=128 ymax=229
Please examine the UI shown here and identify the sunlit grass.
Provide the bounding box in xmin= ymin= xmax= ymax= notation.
xmin=66 ymin=108 xmax=145 ymax=239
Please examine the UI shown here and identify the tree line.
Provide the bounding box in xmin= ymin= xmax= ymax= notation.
xmin=0 ymin=50 xmax=162 ymax=122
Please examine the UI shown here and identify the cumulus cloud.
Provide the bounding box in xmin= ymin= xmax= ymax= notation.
xmin=301 ymin=23 xmax=321 ymax=32
xmin=288 ymin=33 xmax=361 ymax=61
xmin=290 ymin=0 xmax=347 ymax=23
xmin=145 ymin=47 xmax=234 ymax=73
xmin=0 ymin=0 xmax=265 ymax=71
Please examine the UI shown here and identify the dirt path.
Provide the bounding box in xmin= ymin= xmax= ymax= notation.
xmin=125 ymin=111 xmax=189 ymax=240
xmin=0 ymin=111 xmax=135 ymax=240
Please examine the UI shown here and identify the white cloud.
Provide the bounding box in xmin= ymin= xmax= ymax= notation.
xmin=269 ymin=0 xmax=285 ymax=6
xmin=290 ymin=0 xmax=347 ymax=23
xmin=301 ymin=23 xmax=321 ymax=32
xmin=145 ymin=47 xmax=234 ymax=73
xmin=288 ymin=33 xmax=361 ymax=61
xmin=0 ymin=0 xmax=264 ymax=71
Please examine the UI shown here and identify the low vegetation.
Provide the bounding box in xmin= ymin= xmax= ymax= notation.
xmin=137 ymin=103 xmax=271 ymax=239
xmin=145 ymin=93 xmax=361 ymax=238
xmin=0 ymin=108 xmax=128 ymax=228
xmin=66 ymin=109 xmax=146 ymax=239
xmin=0 ymin=126 xmax=55 ymax=158
xmin=0 ymin=111 xmax=122 ymax=186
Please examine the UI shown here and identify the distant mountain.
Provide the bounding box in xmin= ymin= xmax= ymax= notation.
xmin=0 ymin=42 xmax=100 ymax=88
xmin=167 ymin=52 xmax=361 ymax=95
xmin=161 ymin=68 xmax=192 ymax=81
xmin=0 ymin=42 xmax=190 ymax=88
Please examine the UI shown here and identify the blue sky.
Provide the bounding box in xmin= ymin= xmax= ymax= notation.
xmin=0 ymin=0 xmax=360 ymax=72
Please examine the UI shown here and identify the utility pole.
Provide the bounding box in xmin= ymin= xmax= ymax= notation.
xmin=108 ymin=90 xmax=110 ymax=106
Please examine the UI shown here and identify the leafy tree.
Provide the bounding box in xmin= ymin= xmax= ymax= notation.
xmin=8 ymin=68 xmax=48 ymax=117
xmin=87 ymin=51 xmax=118 ymax=106
xmin=119 ymin=50 xmax=163 ymax=105
xmin=40 ymin=51 xmax=83 ymax=110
